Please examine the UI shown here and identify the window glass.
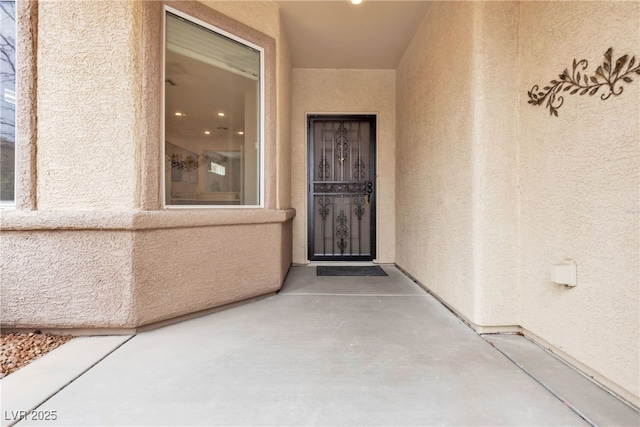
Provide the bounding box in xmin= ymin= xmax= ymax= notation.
xmin=164 ymin=11 xmax=262 ymax=207
xmin=0 ymin=0 xmax=15 ymax=206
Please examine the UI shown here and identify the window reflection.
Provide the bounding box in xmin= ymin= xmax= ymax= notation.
xmin=164 ymin=12 xmax=261 ymax=206
xmin=0 ymin=1 xmax=16 ymax=205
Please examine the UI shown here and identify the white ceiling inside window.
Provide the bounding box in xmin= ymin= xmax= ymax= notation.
xmin=167 ymin=13 xmax=260 ymax=80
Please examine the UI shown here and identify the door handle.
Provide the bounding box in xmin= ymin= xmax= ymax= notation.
xmin=365 ymin=181 xmax=373 ymax=195
xmin=364 ymin=181 xmax=373 ymax=203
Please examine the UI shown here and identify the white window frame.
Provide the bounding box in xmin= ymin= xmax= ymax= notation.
xmin=161 ymin=6 xmax=265 ymax=209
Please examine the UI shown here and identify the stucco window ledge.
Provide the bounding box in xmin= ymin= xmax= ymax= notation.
xmin=0 ymin=208 xmax=295 ymax=231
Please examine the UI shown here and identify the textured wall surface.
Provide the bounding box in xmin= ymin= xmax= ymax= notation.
xmin=396 ymin=0 xmax=639 ymax=404
xmin=290 ymin=69 xmax=396 ymax=264
xmin=518 ymin=1 xmax=639 ymax=404
xmin=277 ymin=13 xmax=292 ymax=210
xmin=1 ymin=229 xmax=136 ymax=328
xmin=395 ymin=2 xmax=476 ymax=318
xmin=1 ymin=210 xmax=294 ymax=329
xmin=2 ymin=0 xmax=294 ymax=331
xmin=36 ymin=0 xmax=142 ymax=210
xmin=469 ymin=2 xmax=520 ymax=326
xmin=133 ymin=221 xmax=289 ymax=326
xmin=202 ymin=1 xmax=280 ymax=40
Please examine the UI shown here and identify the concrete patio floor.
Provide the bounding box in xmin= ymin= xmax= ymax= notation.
xmin=2 ymin=265 xmax=638 ymax=426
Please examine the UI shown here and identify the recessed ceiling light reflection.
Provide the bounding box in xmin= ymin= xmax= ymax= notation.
xmin=217 ymin=112 xmax=225 ymax=117
xmin=204 ymin=131 xmax=211 ymax=135
xmin=175 ymin=112 xmax=185 ymax=116
xmin=237 ymin=131 xmax=244 ymax=135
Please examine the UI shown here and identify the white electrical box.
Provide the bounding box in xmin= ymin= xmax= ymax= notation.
xmin=551 ymin=259 xmax=577 ymax=287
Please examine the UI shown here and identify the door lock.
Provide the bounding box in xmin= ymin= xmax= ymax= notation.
xmin=364 ymin=181 xmax=373 ymax=204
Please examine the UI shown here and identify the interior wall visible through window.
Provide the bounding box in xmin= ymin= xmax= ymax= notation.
xmin=0 ymin=0 xmax=16 ymax=207
xmin=163 ymin=9 xmax=263 ymax=207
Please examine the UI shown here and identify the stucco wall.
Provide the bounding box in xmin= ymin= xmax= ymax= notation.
xmin=2 ymin=0 xmax=295 ymax=331
xmin=1 ymin=227 xmax=136 ymax=328
xmin=276 ymin=17 xmax=292 ymax=210
xmin=396 ymin=2 xmax=476 ymax=318
xmin=469 ymin=2 xmax=520 ymax=327
xmin=202 ymin=1 xmax=280 ymax=40
xmin=1 ymin=210 xmax=293 ymax=329
xmin=517 ymin=1 xmax=639 ymax=404
xmin=396 ymin=0 xmax=639 ymax=404
xmin=37 ymin=0 xmax=142 ymax=210
xmin=291 ymin=69 xmax=396 ymax=264
xmin=132 ymin=212 xmax=293 ymax=326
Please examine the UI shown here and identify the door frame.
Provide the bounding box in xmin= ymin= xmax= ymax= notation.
xmin=307 ymin=114 xmax=377 ymax=262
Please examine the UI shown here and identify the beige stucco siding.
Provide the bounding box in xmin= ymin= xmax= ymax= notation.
xmin=2 ymin=0 xmax=294 ymax=332
xmin=396 ymin=2 xmax=476 ymax=318
xmin=1 ymin=228 xmax=136 ymax=328
xmin=396 ymin=0 xmax=639 ymax=405
xmin=291 ymin=69 xmax=396 ymax=264
xmin=469 ymin=2 xmax=520 ymax=326
xmin=133 ymin=221 xmax=288 ymax=325
xmin=517 ymin=0 xmax=639 ymax=405
xmin=37 ymin=0 xmax=142 ymax=210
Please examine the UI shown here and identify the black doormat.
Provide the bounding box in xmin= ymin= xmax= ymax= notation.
xmin=317 ymin=266 xmax=388 ymax=277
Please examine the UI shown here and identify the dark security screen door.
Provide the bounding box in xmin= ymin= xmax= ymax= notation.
xmin=308 ymin=115 xmax=376 ymax=261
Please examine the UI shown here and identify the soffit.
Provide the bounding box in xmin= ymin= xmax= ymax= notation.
xmin=276 ymin=0 xmax=432 ymax=69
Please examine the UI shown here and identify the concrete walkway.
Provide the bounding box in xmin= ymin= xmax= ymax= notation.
xmin=2 ymin=266 xmax=638 ymax=426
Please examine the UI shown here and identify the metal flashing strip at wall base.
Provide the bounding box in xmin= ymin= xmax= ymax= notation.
xmin=394 ymin=264 xmax=640 ymax=411
xmin=485 ymin=334 xmax=640 ymax=424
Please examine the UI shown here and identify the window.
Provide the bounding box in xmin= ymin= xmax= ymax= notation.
xmin=0 ymin=0 xmax=15 ymax=206
xmin=164 ymin=9 xmax=263 ymax=207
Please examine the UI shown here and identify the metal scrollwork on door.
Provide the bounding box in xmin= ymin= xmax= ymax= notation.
xmin=318 ymin=156 xmax=330 ymax=179
xmin=336 ymin=210 xmax=349 ymax=253
xmin=354 ymin=196 xmax=366 ymax=221
xmin=336 ymin=123 xmax=349 ymax=164
xmin=314 ymin=182 xmax=367 ymax=193
xmin=309 ymin=115 xmax=376 ymax=260
xmin=318 ymin=197 xmax=331 ymax=221
xmin=354 ymin=157 xmax=365 ymax=179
